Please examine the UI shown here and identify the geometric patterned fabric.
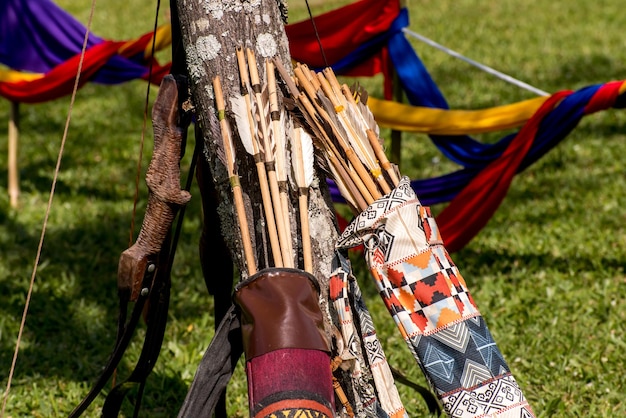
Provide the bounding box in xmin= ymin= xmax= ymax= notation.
xmin=329 ymin=252 xmax=408 ymax=418
xmin=337 ymin=177 xmax=535 ymax=417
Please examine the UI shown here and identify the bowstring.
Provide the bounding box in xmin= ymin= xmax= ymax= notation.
xmin=304 ymin=0 xmax=329 ymax=68
xmin=110 ymin=0 xmax=163 ymax=393
xmin=0 ymin=0 xmax=99 ymax=415
xmin=129 ymin=0 xmax=162 ymax=245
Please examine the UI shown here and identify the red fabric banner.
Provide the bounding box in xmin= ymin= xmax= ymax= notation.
xmin=584 ymin=80 xmax=623 ymax=114
xmin=0 ymin=32 xmax=169 ymax=103
xmin=436 ymin=91 xmax=573 ymax=253
xmin=285 ymin=0 xmax=399 ymax=78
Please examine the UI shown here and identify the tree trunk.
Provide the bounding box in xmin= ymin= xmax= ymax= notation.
xmin=174 ymin=0 xmax=355 ymax=414
xmin=175 ymin=0 xmax=339 ymax=291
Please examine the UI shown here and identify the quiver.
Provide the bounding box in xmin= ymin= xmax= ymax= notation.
xmin=234 ymin=268 xmax=335 ymax=418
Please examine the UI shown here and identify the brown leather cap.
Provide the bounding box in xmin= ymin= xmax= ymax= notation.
xmin=234 ymin=268 xmax=330 ymax=359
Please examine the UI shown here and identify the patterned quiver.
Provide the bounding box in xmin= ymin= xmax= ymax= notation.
xmin=337 ymin=177 xmax=535 ymax=418
xmin=329 ymin=251 xmax=408 ymax=418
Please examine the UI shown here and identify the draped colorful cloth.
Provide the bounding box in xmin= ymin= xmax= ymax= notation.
xmin=0 ymin=0 xmax=397 ymax=102
xmin=285 ymin=0 xmax=399 ymax=99
xmin=4 ymin=0 xmax=625 ymax=252
xmin=337 ymin=178 xmax=535 ymax=417
xmin=0 ymin=0 xmax=170 ymax=103
xmin=286 ymin=0 xmax=626 ymax=251
xmin=381 ymin=81 xmax=625 ymax=252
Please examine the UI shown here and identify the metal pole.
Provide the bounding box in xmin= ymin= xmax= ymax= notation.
xmin=390 ymin=69 xmax=403 ymax=169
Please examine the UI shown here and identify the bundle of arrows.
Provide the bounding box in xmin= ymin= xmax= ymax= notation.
xmin=269 ymin=55 xmax=535 ymax=418
xmin=213 ymin=47 xmax=403 ymax=274
xmin=210 ymin=47 xmax=405 ymax=418
xmin=212 ymin=47 xmax=317 ymax=276
xmin=213 ymin=47 xmax=402 ymax=276
xmin=272 ymin=58 xmax=401 ymax=213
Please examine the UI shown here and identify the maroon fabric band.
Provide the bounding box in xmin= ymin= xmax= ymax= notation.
xmin=247 ymin=348 xmax=334 ymax=417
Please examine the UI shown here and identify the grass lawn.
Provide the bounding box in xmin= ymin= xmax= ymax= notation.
xmin=1 ymin=0 xmax=625 ymax=416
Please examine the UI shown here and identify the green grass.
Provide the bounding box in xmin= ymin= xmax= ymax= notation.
xmin=1 ymin=0 xmax=626 ymax=416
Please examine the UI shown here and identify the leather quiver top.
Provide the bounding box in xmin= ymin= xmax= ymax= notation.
xmin=234 ymin=268 xmax=329 ymax=360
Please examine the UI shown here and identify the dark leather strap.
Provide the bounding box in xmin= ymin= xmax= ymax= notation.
xmin=68 ymin=258 xmax=157 ymax=418
xmin=177 ymin=304 xmax=243 ymax=418
xmin=101 ymin=242 xmax=172 ymax=418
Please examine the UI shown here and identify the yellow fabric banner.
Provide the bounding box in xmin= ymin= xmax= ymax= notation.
xmin=367 ymin=96 xmax=549 ymax=135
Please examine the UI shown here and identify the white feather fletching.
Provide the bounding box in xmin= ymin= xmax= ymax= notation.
xmin=229 ymin=93 xmax=255 ymax=156
xmin=338 ymin=110 xmax=375 ymax=172
xmin=343 ymin=102 xmax=379 ymax=171
xmin=293 ymin=127 xmax=315 ymax=189
xmin=256 ymin=84 xmax=273 ymax=160
xmin=316 ymin=91 xmax=347 ymax=141
xmin=345 ymin=99 xmax=368 ymax=139
xmin=299 ymin=128 xmax=315 ymax=187
xmin=357 ymin=100 xmax=380 ymax=137
xmin=286 ymin=124 xmax=298 ymax=191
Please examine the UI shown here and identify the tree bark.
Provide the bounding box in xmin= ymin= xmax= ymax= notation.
xmin=175 ymin=0 xmax=339 ymax=318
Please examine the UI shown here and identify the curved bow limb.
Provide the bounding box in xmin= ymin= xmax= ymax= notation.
xmin=69 ymin=74 xmax=191 ymax=417
xmin=118 ymin=76 xmax=191 ymax=301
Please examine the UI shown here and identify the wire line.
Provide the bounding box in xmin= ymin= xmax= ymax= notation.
xmin=403 ymin=28 xmax=549 ymax=97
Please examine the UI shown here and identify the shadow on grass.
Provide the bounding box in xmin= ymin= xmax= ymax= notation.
xmin=457 ymin=245 xmax=624 ymax=279
xmin=548 ymin=54 xmax=624 ymax=89
xmin=0 ymin=201 xmax=208 ymax=415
